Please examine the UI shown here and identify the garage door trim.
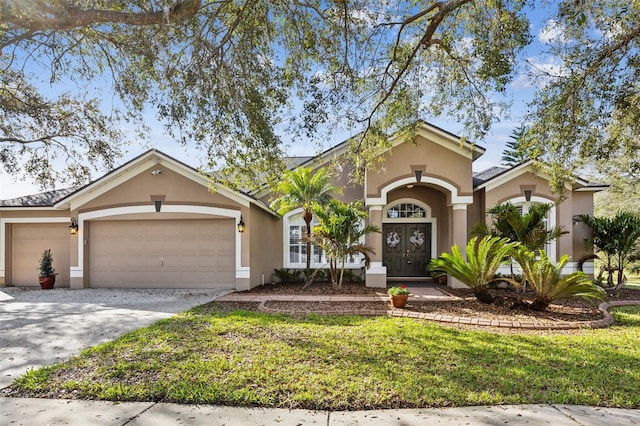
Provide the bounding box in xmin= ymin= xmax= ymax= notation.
xmin=76 ymin=205 xmax=248 ymax=282
xmin=0 ymin=217 xmax=70 ymax=280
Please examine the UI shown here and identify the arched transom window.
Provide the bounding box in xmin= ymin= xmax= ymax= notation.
xmin=383 ymin=200 xmax=431 ymax=221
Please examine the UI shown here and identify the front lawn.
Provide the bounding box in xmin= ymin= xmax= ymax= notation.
xmin=8 ymin=303 xmax=640 ymax=410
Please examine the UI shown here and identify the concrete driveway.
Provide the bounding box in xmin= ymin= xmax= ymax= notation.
xmin=0 ymin=287 xmax=231 ymax=389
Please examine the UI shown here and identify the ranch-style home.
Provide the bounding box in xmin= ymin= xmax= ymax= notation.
xmin=0 ymin=122 xmax=606 ymax=290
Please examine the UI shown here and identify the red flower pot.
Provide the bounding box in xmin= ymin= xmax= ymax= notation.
xmin=38 ymin=276 xmax=56 ymax=290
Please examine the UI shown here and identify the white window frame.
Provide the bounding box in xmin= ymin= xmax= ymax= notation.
xmin=282 ymin=208 xmax=364 ymax=269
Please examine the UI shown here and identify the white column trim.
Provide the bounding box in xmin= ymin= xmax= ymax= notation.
xmin=451 ymin=203 xmax=468 ymax=211
xmin=366 ymin=262 xmax=387 ymax=274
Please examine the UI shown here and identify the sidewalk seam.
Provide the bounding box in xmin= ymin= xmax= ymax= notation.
xmin=551 ymin=404 xmax=584 ymax=425
xmin=122 ymin=401 xmax=158 ymax=426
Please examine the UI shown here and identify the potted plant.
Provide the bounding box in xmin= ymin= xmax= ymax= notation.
xmin=387 ymin=284 xmax=410 ymax=308
xmin=38 ymin=249 xmax=58 ymax=290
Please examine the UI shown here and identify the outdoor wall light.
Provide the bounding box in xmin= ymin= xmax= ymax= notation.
xmin=237 ymin=215 xmax=246 ymax=233
xmin=414 ymin=169 xmax=423 ymax=183
xmin=523 ymin=189 xmax=532 ymax=202
xmin=69 ymin=218 xmax=79 ymax=235
xmin=154 ymin=200 xmax=162 ymax=212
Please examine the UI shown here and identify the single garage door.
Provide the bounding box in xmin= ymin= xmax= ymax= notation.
xmin=89 ymin=219 xmax=235 ymax=288
xmin=11 ymin=223 xmax=70 ymax=286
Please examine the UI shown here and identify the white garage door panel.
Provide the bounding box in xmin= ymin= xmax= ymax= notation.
xmin=89 ymin=219 xmax=235 ymax=288
xmin=11 ymin=224 xmax=70 ymax=286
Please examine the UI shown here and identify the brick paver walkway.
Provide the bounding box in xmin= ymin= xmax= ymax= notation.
xmin=216 ymin=288 xmax=640 ymax=330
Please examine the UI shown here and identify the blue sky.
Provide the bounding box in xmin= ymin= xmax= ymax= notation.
xmin=0 ymin=4 xmax=558 ymax=200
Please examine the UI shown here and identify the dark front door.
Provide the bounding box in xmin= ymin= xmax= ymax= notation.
xmin=383 ymin=223 xmax=431 ymax=277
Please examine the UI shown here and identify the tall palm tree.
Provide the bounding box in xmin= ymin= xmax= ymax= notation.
xmin=270 ymin=167 xmax=340 ymax=278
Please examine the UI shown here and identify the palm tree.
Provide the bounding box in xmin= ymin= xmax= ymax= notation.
xmin=429 ymin=236 xmax=520 ymax=304
xmin=574 ymin=212 xmax=640 ymax=289
xmin=512 ymin=248 xmax=606 ymax=311
xmin=309 ymin=199 xmax=379 ymax=289
xmin=472 ymin=202 xmax=566 ymax=252
xmin=471 ymin=202 xmax=567 ymax=287
xmin=270 ymin=167 xmax=340 ymax=279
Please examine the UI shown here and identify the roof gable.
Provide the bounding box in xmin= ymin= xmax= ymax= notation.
xmin=474 ymin=160 xmax=608 ymax=192
xmin=52 ymin=149 xmax=275 ymax=214
xmin=296 ymin=121 xmax=485 ymax=171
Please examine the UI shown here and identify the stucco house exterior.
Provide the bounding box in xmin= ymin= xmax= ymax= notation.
xmin=0 ymin=122 xmax=606 ymax=290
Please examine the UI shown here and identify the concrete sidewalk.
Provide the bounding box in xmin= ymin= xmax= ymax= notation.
xmin=2 ymin=398 xmax=639 ymax=425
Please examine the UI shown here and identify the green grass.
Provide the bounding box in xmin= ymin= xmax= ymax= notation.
xmin=624 ymin=276 xmax=640 ymax=288
xmin=10 ymin=303 xmax=640 ymax=410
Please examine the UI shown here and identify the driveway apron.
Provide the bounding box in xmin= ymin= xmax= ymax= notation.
xmin=0 ymin=287 xmax=231 ymax=389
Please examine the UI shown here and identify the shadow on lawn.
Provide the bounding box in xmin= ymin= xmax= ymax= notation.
xmin=7 ymin=302 xmax=640 ymax=409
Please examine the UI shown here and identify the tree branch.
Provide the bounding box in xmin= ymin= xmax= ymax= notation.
xmin=357 ymin=0 xmax=472 ymax=143
xmin=3 ymin=0 xmax=201 ymax=32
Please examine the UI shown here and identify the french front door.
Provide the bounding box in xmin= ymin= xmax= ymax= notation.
xmin=382 ymin=223 xmax=431 ymax=277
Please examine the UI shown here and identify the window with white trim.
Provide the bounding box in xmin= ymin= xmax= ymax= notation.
xmin=386 ymin=202 xmax=426 ymax=219
xmin=284 ymin=211 xmax=363 ymax=268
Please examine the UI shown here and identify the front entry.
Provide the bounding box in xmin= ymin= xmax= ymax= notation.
xmin=382 ymin=223 xmax=431 ymax=277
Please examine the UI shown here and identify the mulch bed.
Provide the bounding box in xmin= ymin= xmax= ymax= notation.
xmin=230 ymin=282 xmax=640 ymax=333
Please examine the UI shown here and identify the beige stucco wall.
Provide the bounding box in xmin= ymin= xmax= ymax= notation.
xmin=467 ymin=191 xmax=485 ymax=232
xmin=571 ymin=191 xmax=595 ymax=260
xmin=80 ymin=166 xmax=239 ymax=212
xmin=483 ymin=172 xmax=556 ymax=207
xmin=249 ymin=204 xmax=281 ymax=288
xmin=328 ymin=162 xmax=364 ymax=204
xmin=366 ymin=134 xmax=473 ymax=201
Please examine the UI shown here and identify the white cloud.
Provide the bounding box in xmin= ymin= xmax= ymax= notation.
xmin=538 ymin=19 xmax=567 ymax=44
xmin=511 ymin=56 xmax=569 ymax=89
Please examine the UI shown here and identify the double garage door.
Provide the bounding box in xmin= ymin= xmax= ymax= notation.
xmin=89 ymin=219 xmax=235 ymax=289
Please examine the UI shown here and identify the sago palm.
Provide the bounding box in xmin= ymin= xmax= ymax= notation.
xmin=471 ymin=202 xmax=566 ymax=287
xmin=429 ymin=236 xmax=520 ymax=303
xmin=512 ymin=248 xmax=606 ymax=311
